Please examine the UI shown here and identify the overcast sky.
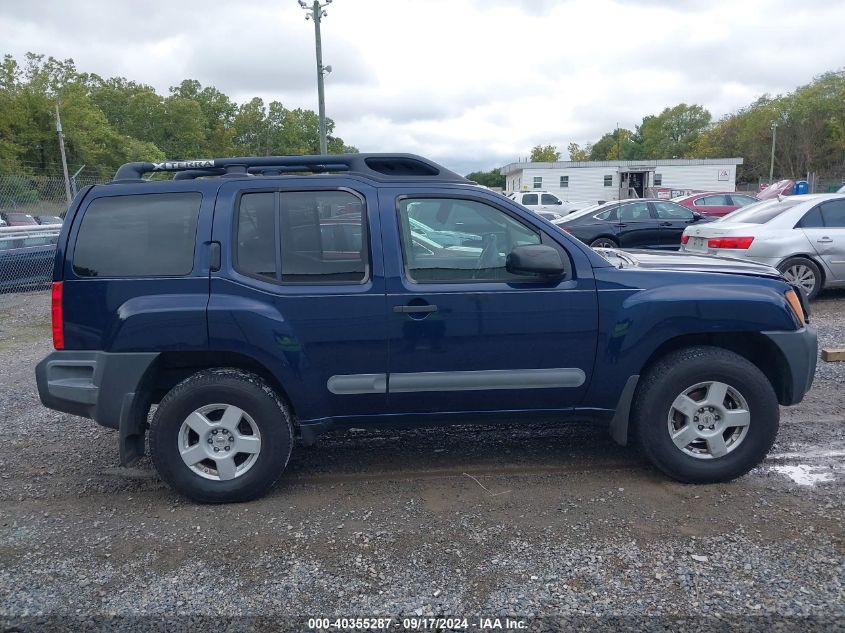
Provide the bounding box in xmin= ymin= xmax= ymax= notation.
xmin=3 ymin=0 xmax=844 ymax=174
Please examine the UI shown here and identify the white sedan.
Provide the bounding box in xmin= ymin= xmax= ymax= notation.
xmin=680 ymin=194 xmax=845 ymax=299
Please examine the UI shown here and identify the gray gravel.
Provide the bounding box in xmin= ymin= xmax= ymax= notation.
xmin=1 ymin=289 xmax=843 ymax=632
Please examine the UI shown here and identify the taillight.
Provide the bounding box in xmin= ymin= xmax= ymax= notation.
xmin=680 ymin=235 xmax=690 ymax=244
xmin=51 ymin=281 xmax=64 ymax=350
xmin=707 ymin=236 xmax=754 ymax=249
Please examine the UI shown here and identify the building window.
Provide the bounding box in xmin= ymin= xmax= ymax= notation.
xmin=603 ymin=175 xmax=613 ymax=187
xmin=654 ymin=173 xmax=663 ymax=186
xmin=533 ymin=177 xmax=542 ymax=189
xmin=559 ymin=176 xmax=569 ymax=188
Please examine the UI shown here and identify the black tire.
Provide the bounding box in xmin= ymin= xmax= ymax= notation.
xmin=149 ymin=368 xmax=293 ymax=503
xmin=633 ymin=346 xmax=779 ymax=484
xmin=777 ymin=257 xmax=823 ymax=300
xmin=590 ymin=237 xmax=619 ymax=248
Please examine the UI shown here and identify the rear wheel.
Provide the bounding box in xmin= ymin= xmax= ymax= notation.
xmin=150 ymin=368 xmax=293 ymax=503
xmin=590 ymin=237 xmax=619 ymax=248
xmin=633 ymin=346 xmax=778 ymax=483
xmin=778 ymin=257 xmax=822 ymax=300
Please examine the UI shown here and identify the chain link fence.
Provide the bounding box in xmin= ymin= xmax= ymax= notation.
xmin=0 ymin=174 xmax=104 ymax=295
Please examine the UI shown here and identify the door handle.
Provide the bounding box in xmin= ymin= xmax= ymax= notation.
xmin=659 ymin=221 xmax=673 ymax=226
xmin=393 ymin=304 xmax=438 ymax=314
xmin=817 ymin=237 xmax=833 ymax=244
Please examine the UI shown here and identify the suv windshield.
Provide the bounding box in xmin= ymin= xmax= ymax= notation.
xmin=716 ymin=198 xmax=801 ymax=224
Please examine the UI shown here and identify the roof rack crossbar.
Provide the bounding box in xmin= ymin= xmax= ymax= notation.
xmin=112 ymin=153 xmax=468 ymax=183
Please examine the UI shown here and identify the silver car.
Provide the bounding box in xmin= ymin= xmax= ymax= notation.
xmin=680 ymin=193 xmax=845 ymax=299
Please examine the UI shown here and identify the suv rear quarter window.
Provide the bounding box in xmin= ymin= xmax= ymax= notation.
xmin=73 ymin=192 xmax=202 ymax=277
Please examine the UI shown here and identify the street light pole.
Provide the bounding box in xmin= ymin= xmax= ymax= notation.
xmin=768 ymin=121 xmax=778 ymax=185
xmin=299 ymin=0 xmax=333 ymax=155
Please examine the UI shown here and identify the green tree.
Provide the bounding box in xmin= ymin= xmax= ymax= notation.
xmin=638 ymin=103 xmax=711 ymax=158
xmin=529 ymin=144 xmax=561 ymax=162
xmin=566 ymin=142 xmax=591 ymax=161
xmin=465 ymin=167 xmax=505 ymax=188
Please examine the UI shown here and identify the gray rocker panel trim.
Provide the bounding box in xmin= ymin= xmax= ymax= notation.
xmin=327 ymin=368 xmax=586 ymax=395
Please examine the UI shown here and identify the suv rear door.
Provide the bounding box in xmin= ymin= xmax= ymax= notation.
xmin=209 ymin=178 xmax=388 ymax=423
xmin=379 ymin=187 xmax=598 ymax=417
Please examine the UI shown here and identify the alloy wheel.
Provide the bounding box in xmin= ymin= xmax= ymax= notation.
xmin=667 ymin=381 xmax=751 ymax=459
xmin=178 ymin=403 xmax=262 ymax=481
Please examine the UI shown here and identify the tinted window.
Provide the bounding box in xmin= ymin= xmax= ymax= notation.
xmin=541 ymin=194 xmax=560 ymax=205
xmin=521 ymin=193 xmax=539 ymax=205
xmin=73 ymin=193 xmax=201 ymax=277
xmin=236 ymin=190 xmax=368 ymax=284
xmin=820 ymin=199 xmax=845 ymax=228
xmin=398 ymin=198 xmax=541 ymax=283
xmin=595 ymin=208 xmax=616 ymax=221
xmin=653 ymin=201 xmax=694 ymax=220
xmin=798 ymin=207 xmax=823 ymax=228
xmin=236 ymin=192 xmax=277 ymax=279
xmin=618 ymin=202 xmax=651 ymax=221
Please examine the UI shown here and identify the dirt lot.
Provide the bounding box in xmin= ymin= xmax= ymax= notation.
xmin=1 ymin=290 xmax=843 ymax=632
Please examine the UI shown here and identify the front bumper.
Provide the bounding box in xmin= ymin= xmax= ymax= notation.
xmin=761 ymin=327 xmax=818 ymax=405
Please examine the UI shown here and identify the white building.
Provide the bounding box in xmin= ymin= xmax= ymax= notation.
xmin=501 ymin=158 xmax=744 ymax=203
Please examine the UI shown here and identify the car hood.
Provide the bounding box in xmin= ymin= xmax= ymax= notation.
xmin=596 ymin=248 xmax=783 ymax=279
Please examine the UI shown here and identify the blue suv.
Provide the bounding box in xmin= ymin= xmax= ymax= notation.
xmin=36 ymin=154 xmax=817 ymax=502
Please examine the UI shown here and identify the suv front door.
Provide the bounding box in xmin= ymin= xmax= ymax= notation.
xmin=379 ymin=189 xmax=598 ymax=417
xmin=209 ymin=179 xmax=388 ymax=424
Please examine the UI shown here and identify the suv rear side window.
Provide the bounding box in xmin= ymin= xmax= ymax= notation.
xmin=73 ymin=192 xmax=201 ymax=277
xmin=235 ymin=190 xmax=368 ymax=284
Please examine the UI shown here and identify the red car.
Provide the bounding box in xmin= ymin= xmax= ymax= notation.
xmin=672 ymin=192 xmax=758 ymax=217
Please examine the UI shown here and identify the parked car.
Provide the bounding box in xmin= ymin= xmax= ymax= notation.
xmin=0 ymin=211 xmax=39 ymax=226
xmin=680 ymin=194 xmax=845 ymax=299
xmin=0 ymin=230 xmax=60 ymax=292
xmin=673 ymin=192 xmax=759 ymax=217
xmin=553 ymin=198 xmax=710 ymax=249
xmin=509 ymin=191 xmax=587 ymax=214
xmin=37 ymin=153 xmax=816 ymax=503
xmin=34 ymin=215 xmax=64 ymax=225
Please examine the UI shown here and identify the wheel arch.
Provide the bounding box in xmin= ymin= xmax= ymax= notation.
xmin=777 ymin=253 xmax=827 ymax=287
xmin=612 ymin=331 xmax=793 ymax=446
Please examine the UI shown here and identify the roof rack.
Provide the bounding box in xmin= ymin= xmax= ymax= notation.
xmin=112 ymin=153 xmax=469 ymax=184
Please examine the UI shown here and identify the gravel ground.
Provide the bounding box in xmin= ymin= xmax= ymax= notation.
xmin=0 ymin=290 xmax=843 ymax=632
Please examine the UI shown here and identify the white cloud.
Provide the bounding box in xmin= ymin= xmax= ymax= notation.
xmin=2 ymin=0 xmax=843 ymax=173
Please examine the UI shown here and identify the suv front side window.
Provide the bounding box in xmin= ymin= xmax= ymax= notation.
xmin=398 ymin=198 xmax=541 ymax=283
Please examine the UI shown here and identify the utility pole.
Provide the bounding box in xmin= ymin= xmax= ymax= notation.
xmin=768 ymin=121 xmax=778 ymax=185
xmin=299 ymin=0 xmax=334 ymax=155
xmin=55 ymin=102 xmax=72 ymax=205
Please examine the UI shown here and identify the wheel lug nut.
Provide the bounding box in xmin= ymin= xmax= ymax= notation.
xmin=214 ymin=447 xmax=219 ymax=452
xmin=224 ymin=446 xmax=230 ymax=451
xmin=709 ymin=425 xmax=715 ymax=430
xmin=698 ymin=425 xmax=704 ymax=430
xmin=715 ymin=415 xmax=720 ymax=421
xmin=694 ymin=416 xmax=699 ymax=422
xmin=207 ymin=438 xmax=213 ymax=444
xmin=212 ymin=429 xmax=218 ymax=435
xmin=708 ymin=407 xmax=714 ymax=412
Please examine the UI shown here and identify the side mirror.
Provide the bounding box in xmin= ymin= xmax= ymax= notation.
xmin=555 ymin=199 xmax=563 ymax=205
xmin=506 ymin=244 xmax=565 ymax=277
xmin=692 ymin=211 xmax=703 ymax=221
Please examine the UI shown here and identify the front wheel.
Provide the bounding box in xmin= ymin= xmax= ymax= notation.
xmin=778 ymin=257 xmax=822 ymax=300
xmin=633 ymin=346 xmax=779 ymax=483
xmin=150 ymin=368 xmax=293 ymax=503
